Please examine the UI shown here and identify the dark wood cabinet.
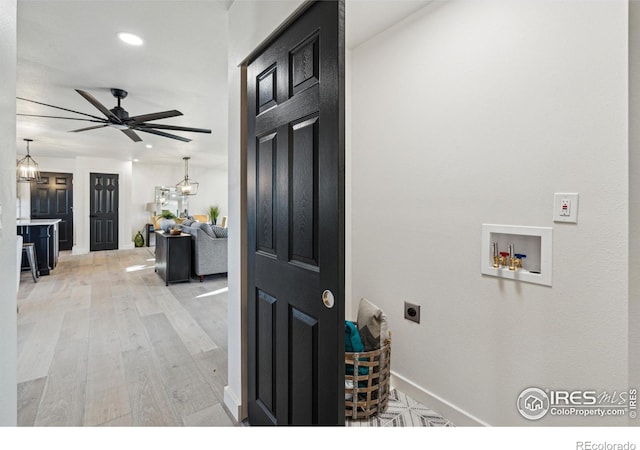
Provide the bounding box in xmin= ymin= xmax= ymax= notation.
xmin=17 ymin=219 xmax=60 ymax=276
xmin=155 ymin=231 xmax=191 ymax=286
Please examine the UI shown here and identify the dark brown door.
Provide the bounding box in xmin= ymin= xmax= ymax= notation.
xmin=246 ymin=0 xmax=345 ymax=426
xmin=31 ymin=172 xmax=73 ymax=251
xmin=90 ymin=173 xmax=119 ymax=251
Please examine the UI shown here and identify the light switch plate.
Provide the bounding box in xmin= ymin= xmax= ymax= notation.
xmin=553 ymin=193 xmax=579 ymax=223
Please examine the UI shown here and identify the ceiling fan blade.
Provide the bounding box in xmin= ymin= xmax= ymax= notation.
xmin=17 ymin=113 xmax=107 ymax=123
xmin=121 ymin=128 xmax=142 ymax=142
xmin=75 ymin=89 xmax=122 ymax=123
xmin=17 ymin=97 xmax=106 ymax=121
xmin=127 ymin=110 xmax=183 ymax=124
xmin=136 ymin=127 xmax=191 ymax=142
xmin=70 ymin=124 xmax=109 ymax=132
xmin=136 ymin=123 xmax=212 ymax=134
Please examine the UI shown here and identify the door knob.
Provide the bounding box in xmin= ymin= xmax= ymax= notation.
xmin=322 ymin=290 xmax=335 ymax=309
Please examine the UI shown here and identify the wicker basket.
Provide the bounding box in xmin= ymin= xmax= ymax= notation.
xmin=345 ymin=334 xmax=391 ymax=420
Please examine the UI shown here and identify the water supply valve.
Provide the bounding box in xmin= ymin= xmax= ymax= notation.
xmin=513 ymin=253 xmax=526 ymax=270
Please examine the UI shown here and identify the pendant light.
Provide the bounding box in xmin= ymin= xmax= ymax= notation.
xmin=16 ymin=139 xmax=41 ymax=182
xmin=175 ymin=156 xmax=198 ymax=195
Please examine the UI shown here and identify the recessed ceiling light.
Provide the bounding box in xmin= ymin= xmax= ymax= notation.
xmin=146 ymin=144 xmax=153 ymax=149
xmin=118 ymin=32 xmax=143 ymax=46
xmin=133 ymin=158 xmax=140 ymax=162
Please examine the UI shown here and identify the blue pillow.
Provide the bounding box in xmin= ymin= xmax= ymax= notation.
xmin=346 ymin=321 xmax=369 ymax=382
xmin=345 ymin=321 xmax=364 ymax=352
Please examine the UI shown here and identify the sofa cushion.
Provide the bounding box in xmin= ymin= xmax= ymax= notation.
xmin=181 ymin=219 xmax=195 ymax=227
xmin=200 ymin=223 xmax=217 ymax=238
xmin=212 ymin=225 xmax=228 ymax=238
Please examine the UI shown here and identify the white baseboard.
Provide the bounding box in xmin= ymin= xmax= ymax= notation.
xmin=222 ymin=372 xmax=484 ymax=425
xmin=72 ymin=246 xmax=88 ymax=255
xmin=224 ymin=385 xmax=244 ymax=422
xmin=390 ymin=371 xmax=490 ymax=427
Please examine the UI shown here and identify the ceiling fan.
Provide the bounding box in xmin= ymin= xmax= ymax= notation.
xmin=17 ymin=88 xmax=212 ymax=143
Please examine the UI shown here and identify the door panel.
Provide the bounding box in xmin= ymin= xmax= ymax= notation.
xmin=257 ymin=132 xmax=277 ymax=254
xmin=90 ymin=173 xmax=119 ymax=251
xmin=30 ymin=172 xmax=73 ymax=251
xmin=247 ymin=0 xmax=344 ymax=426
xmin=256 ymin=290 xmax=277 ymax=418
xmin=290 ymin=115 xmax=319 ymax=267
xmin=289 ymin=306 xmax=318 ymax=425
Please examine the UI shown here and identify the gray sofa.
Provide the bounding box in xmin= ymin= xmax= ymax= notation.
xmin=180 ymin=222 xmax=228 ymax=281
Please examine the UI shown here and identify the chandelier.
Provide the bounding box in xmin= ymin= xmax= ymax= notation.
xmin=16 ymin=138 xmax=41 ymax=182
xmin=176 ymin=156 xmax=198 ymax=195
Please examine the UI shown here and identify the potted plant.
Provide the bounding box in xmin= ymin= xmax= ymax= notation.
xmin=208 ymin=205 xmax=220 ymax=225
xmin=159 ymin=210 xmax=177 ymax=232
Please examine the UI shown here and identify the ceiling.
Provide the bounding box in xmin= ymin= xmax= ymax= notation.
xmin=16 ymin=0 xmax=430 ymax=170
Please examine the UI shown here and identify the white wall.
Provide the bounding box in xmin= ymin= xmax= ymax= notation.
xmin=0 ymin=0 xmax=17 ymax=426
xmin=225 ymin=0 xmax=306 ymax=421
xmin=629 ymin=0 xmax=640 ymax=422
xmin=350 ymin=0 xmax=628 ymax=426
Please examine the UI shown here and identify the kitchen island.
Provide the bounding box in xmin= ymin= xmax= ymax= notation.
xmin=17 ymin=218 xmax=61 ymax=276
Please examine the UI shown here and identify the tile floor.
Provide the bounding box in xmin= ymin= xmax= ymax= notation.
xmin=345 ymin=388 xmax=454 ymax=427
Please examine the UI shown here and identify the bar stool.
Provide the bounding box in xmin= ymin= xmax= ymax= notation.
xmin=22 ymin=242 xmax=38 ymax=283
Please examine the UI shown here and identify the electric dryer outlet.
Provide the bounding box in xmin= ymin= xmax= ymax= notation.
xmin=404 ymin=302 xmax=421 ymax=324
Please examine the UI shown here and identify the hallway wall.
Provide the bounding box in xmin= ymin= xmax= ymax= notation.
xmin=0 ymin=0 xmax=17 ymax=426
xmin=349 ymin=0 xmax=629 ymax=426
xmin=225 ymin=0 xmax=306 ymax=420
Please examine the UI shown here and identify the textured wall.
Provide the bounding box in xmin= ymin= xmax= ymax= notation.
xmin=350 ymin=0 xmax=628 ymax=426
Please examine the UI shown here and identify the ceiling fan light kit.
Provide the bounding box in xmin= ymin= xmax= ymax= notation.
xmin=17 ymin=138 xmax=41 ymax=183
xmin=176 ymin=156 xmax=199 ymax=196
xmin=17 ymin=88 xmax=212 ymax=143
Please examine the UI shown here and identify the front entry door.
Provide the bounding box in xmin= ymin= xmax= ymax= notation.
xmin=89 ymin=173 xmax=119 ymax=251
xmin=246 ymin=0 xmax=345 ymax=426
xmin=31 ymin=172 xmax=73 ymax=251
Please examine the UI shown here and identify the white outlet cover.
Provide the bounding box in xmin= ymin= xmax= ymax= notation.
xmin=553 ymin=193 xmax=579 ymax=223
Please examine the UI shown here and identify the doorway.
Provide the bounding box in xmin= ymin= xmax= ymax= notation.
xmin=245 ymin=0 xmax=345 ymax=425
xmin=89 ymin=172 xmax=119 ymax=251
xmin=30 ymin=172 xmax=73 ymax=251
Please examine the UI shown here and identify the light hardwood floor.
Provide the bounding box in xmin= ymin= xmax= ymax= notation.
xmin=17 ymin=247 xmax=238 ymax=427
